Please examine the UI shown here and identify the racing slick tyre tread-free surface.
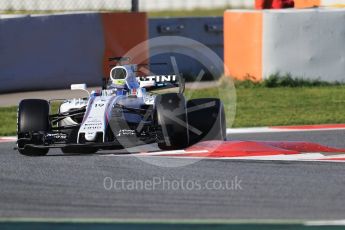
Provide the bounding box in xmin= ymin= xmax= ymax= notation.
xmin=187 ymin=98 xmax=226 ymax=145
xmin=156 ymin=93 xmax=189 ymax=150
xmin=17 ymin=99 xmax=50 ymax=156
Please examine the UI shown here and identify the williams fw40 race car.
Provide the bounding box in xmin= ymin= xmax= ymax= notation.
xmin=16 ymin=59 xmax=226 ymax=156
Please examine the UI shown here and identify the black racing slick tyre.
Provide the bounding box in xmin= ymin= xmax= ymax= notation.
xmin=156 ymin=93 xmax=189 ymax=150
xmin=17 ymin=99 xmax=50 ymax=156
xmin=187 ymin=98 xmax=226 ymax=145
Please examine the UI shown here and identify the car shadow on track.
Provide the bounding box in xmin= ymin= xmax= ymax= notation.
xmin=44 ymin=143 xmax=160 ymax=157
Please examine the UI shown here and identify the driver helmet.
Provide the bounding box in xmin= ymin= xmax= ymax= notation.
xmin=110 ymin=67 xmax=127 ymax=88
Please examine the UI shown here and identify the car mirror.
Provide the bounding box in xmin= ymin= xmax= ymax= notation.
xmin=71 ymin=84 xmax=87 ymax=90
xmin=70 ymin=84 xmax=89 ymax=96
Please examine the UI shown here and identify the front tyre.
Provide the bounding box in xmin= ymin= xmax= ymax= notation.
xmin=17 ymin=99 xmax=50 ymax=156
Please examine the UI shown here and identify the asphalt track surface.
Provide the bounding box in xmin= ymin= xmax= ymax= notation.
xmin=1 ymin=130 xmax=345 ymax=220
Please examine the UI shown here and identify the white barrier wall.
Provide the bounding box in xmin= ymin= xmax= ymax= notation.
xmin=263 ymin=9 xmax=345 ymax=82
xmin=224 ymin=8 xmax=345 ymax=82
xmin=322 ymin=0 xmax=345 ymax=6
xmin=0 ymin=13 xmax=105 ymax=93
xmin=0 ymin=0 xmax=254 ymax=11
xmin=140 ymin=0 xmax=253 ymax=11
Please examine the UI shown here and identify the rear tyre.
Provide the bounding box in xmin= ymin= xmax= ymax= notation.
xmin=17 ymin=99 xmax=50 ymax=156
xmin=156 ymin=93 xmax=189 ymax=150
xmin=187 ymin=98 xmax=226 ymax=145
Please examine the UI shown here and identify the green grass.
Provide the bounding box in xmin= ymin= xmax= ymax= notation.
xmin=0 ymin=103 xmax=60 ymax=137
xmin=0 ymin=106 xmax=17 ymax=136
xmin=1 ymin=86 xmax=345 ymax=136
xmin=233 ymin=86 xmax=345 ymax=127
xmin=187 ymin=85 xmax=345 ymax=128
xmin=234 ymin=73 xmax=345 ymax=88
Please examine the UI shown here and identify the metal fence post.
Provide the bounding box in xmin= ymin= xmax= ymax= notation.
xmin=131 ymin=0 xmax=139 ymax=12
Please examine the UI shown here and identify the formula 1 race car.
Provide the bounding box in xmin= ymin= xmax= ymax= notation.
xmin=16 ymin=58 xmax=226 ymax=156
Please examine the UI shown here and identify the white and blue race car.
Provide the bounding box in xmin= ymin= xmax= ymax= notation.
xmin=16 ymin=58 xmax=226 ymax=156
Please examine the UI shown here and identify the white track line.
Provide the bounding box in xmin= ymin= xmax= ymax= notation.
xmin=135 ymin=150 xmax=208 ymax=156
xmin=102 ymin=149 xmax=208 ymax=157
xmin=103 ymin=151 xmax=345 ymax=162
xmin=210 ymin=153 xmax=345 ymax=162
xmin=4 ymin=126 xmax=345 ymax=163
xmin=131 ymin=149 xmax=345 ymax=162
xmin=227 ymin=127 xmax=345 ymax=134
xmin=2 ymin=126 xmax=345 ymax=142
xmin=305 ymin=220 xmax=345 ymax=226
xmin=218 ymin=153 xmax=345 ymax=161
xmin=144 ymin=154 xmax=345 ymax=162
xmin=0 ymin=137 xmax=17 ymax=143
